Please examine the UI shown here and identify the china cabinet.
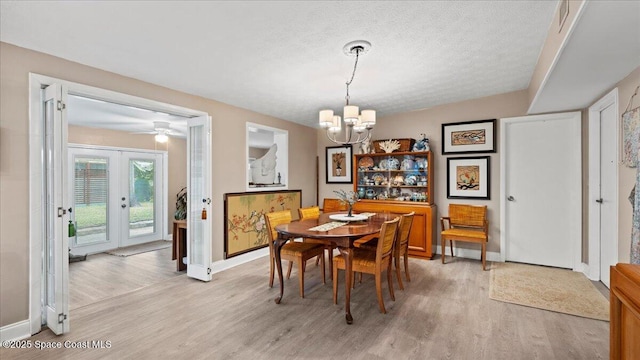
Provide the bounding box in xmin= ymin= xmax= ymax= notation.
xmin=353 ymin=151 xmax=436 ymax=259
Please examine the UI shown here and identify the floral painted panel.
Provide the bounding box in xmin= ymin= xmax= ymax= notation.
xmin=224 ymin=190 xmax=301 ymax=258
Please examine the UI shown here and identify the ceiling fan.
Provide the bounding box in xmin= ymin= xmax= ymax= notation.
xmin=133 ymin=121 xmax=181 ymax=143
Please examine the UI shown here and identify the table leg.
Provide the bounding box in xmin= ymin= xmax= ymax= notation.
xmin=338 ymin=247 xmax=354 ymax=324
xmin=273 ymin=235 xmax=287 ymax=304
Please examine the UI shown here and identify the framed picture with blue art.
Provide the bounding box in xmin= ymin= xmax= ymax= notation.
xmin=447 ymin=156 xmax=490 ymax=200
xmin=326 ymin=145 xmax=353 ymax=184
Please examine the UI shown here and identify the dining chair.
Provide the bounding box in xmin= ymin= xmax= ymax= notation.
xmin=322 ymin=198 xmax=347 ymax=213
xmin=298 ymin=206 xmax=335 ymax=278
xmin=440 ymin=204 xmax=489 ymax=270
xmin=333 ymin=217 xmax=400 ymax=314
xmin=357 ymin=212 xmax=415 ymax=290
xmin=265 ymin=210 xmax=326 ymax=298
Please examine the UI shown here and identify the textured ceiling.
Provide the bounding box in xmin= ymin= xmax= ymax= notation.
xmin=0 ymin=1 xmax=558 ymax=128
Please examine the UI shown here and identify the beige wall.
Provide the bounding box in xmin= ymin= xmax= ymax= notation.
xmin=613 ymin=66 xmax=640 ymax=263
xmin=529 ymin=0 xmax=585 ymax=107
xmin=68 ymin=125 xmax=187 ymax=231
xmin=318 ymin=90 xmax=530 ymax=254
xmin=0 ymin=42 xmax=317 ymax=327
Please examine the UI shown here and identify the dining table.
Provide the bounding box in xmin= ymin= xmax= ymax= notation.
xmin=273 ymin=211 xmax=397 ymax=324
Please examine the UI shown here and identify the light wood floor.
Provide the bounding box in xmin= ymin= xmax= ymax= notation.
xmin=69 ymin=245 xmax=182 ymax=310
xmin=3 ymin=256 xmax=609 ymax=359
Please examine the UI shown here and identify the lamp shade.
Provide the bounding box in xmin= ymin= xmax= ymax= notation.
xmin=328 ymin=115 xmax=342 ymax=133
xmin=361 ymin=109 xmax=376 ymax=126
xmin=343 ymin=105 xmax=359 ymax=124
xmin=319 ymin=109 xmax=334 ymax=128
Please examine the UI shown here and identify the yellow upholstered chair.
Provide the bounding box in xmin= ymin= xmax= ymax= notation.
xmin=440 ymin=204 xmax=489 ymax=270
xmin=298 ymin=206 xmax=335 ymax=278
xmin=333 ymin=217 xmax=400 ymax=314
xmin=265 ymin=210 xmax=326 ymax=298
xmin=392 ymin=212 xmax=414 ymax=290
xmin=322 ymin=198 xmax=347 ymax=213
xmin=358 ymin=212 xmax=414 ymax=290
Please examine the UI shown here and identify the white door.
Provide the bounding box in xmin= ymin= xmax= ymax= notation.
xmin=501 ymin=112 xmax=582 ymax=269
xmin=68 ymin=147 xmax=119 ymax=254
xmin=120 ymin=151 xmax=164 ymax=247
xmin=589 ymin=89 xmax=618 ymax=287
xmin=187 ymin=115 xmax=212 ymax=281
xmin=43 ymin=84 xmax=70 ymax=334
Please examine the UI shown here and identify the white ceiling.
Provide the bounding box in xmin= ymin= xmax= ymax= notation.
xmin=1 ymin=0 xmax=560 ymax=129
xmin=67 ymin=95 xmax=189 ymax=137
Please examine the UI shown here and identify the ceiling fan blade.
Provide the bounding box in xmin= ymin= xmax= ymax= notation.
xmin=131 ymin=131 xmax=158 ymax=135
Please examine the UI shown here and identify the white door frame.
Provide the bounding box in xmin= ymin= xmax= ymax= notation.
xmin=499 ymin=112 xmax=582 ymax=270
xmin=587 ymin=88 xmax=619 ymax=281
xmin=28 ymin=73 xmax=210 ymax=335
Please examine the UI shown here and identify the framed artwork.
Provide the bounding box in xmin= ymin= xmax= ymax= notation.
xmin=622 ymin=106 xmax=639 ymax=168
xmin=447 ymin=156 xmax=490 ymax=200
xmin=326 ymin=145 xmax=353 ymax=184
xmin=442 ymin=119 xmax=496 ymax=154
xmin=224 ymin=190 xmax=301 ymax=258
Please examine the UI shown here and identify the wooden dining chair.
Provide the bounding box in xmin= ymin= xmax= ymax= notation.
xmin=357 ymin=212 xmax=415 ymax=290
xmin=333 ymin=217 xmax=400 ymax=314
xmin=322 ymin=198 xmax=347 ymax=213
xmin=265 ymin=210 xmax=326 ymax=298
xmin=440 ymin=204 xmax=489 ymax=270
xmin=298 ymin=206 xmax=335 ymax=278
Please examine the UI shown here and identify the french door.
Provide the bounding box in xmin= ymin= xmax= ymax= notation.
xmin=68 ymin=147 xmax=164 ymax=254
xmin=43 ymin=83 xmax=69 ymax=335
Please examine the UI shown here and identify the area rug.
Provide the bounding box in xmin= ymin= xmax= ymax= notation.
xmin=105 ymin=240 xmax=171 ymax=257
xmin=489 ymin=262 xmax=609 ymax=321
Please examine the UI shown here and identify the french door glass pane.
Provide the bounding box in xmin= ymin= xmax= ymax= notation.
xmin=45 ymin=98 xmax=55 ymax=307
xmin=129 ymin=159 xmax=155 ymax=237
xmin=74 ymin=156 xmax=108 ymax=245
xmin=189 ymin=125 xmax=204 ymax=266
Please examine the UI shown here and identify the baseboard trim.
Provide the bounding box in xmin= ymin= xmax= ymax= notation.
xmin=0 ymin=320 xmax=31 ymax=341
xmin=210 ymin=248 xmax=269 ymax=275
xmin=434 ymin=245 xmax=502 ymax=263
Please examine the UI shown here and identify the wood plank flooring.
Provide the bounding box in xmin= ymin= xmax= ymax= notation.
xmin=2 ymin=256 xmax=609 ymax=359
xmin=69 ymin=245 xmax=182 ymax=309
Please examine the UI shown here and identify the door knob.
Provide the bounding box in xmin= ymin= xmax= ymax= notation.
xmin=595 ymin=198 xmax=603 ymax=203
xmin=507 ymin=196 xmax=515 ymax=201
xmin=203 ymin=198 xmax=211 ymax=205
xmin=121 ymin=204 xmax=127 ymax=208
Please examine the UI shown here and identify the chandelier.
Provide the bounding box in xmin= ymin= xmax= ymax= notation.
xmin=319 ymin=40 xmax=376 ymax=145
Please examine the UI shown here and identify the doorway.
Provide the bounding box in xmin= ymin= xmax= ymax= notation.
xmin=68 ymin=146 xmax=165 ymax=255
xmin=500 ymin=112 xmax=582 ymax=269
xmin=29 ymin=74 xmax=213 ymax=336
xmin=588 ymin=88 xmax=619 ymax=287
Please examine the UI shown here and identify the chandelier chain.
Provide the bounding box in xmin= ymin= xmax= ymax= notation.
xmin=344 ymin=48 xmax=361 ymax=105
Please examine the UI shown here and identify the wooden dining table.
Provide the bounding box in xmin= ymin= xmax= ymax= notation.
xmin=274 ymin=212 xmax=397 ymax=324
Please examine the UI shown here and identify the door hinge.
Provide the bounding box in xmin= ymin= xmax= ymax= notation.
xmin=207 ymin=268 xmax=212 ymax=275
xmin=57 ymin=100 xmax=66 ymax=111
xmin=58 ymin=313 xmax=67 ymax=324
xmin=57 ymin=207 xmax=67 ymax=217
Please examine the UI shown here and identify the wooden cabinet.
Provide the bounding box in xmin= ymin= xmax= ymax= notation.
xmin=353 ymin=151 xmax=435 ymax=259
xmin=610 ymin=263 xmax=640 ymax=359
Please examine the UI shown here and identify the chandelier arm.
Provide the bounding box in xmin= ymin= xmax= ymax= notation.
xmin=324 ymin=127 xmax=373 ymax=146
